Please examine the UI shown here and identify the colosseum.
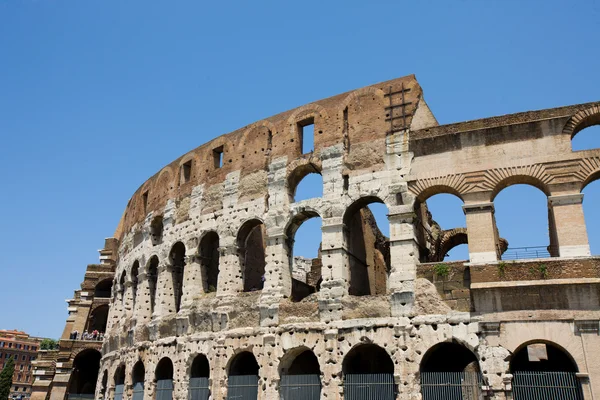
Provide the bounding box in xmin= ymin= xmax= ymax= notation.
xmin=32 ymin=74 xmax=600 ymax=400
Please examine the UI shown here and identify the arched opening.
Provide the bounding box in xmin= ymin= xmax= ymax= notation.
xmin=67 ymin=349 xmax=101 ymax=399
xmin=131 ymin=261 xmax=139 ymax=312
xmin=189 ymin=355 xmax=210 ymax=400
xmin=279 ymin=348 xmax=321 ymax=399
xmin=119 ymin=271 xmax=126 ymax=307
xmin=227 ymin=352 xmax=259 ymax=400
xmin=155 ymin=358 xmax=174 ymax=400
xmin=342 ymin=344 xmax=395 ymax=399
xmin=94 ymin=279 xmax=112 ymax=298
xmin=150 ymin=216 xmax=163 ymax=246
xmin=131 ymin=361 xmax=145 ymax=400
xmin=288 ymin=162 xmax=323 ymax=203
xmin=286 ymin=210 xmax=322 ymax=302
xmin=100 ymin=370 xmax=108 ymax=400
xmin=571 ymin=123 xmax=600 ymax=152
xmin=494 ymin=183 xmax=554 ymax=259
xmin=169 ymin=242 xmax=186 ymax=312
xmin=510 ymin=341 xmax=582 ymax=399
xmin=583 ymin=177 xmax=600 ymax=255
xmin=237 ymin=220 xmax=267 ymax=292
xmin=86 ymin=304 xmax=109 ymax=334
xmin=416 ymin=191 xmax=469 ymax=262
xmin=113 ymin=365 xmax=126 ymax=400
xmin=420 ymin=342 xmax=481 ymax=400
xmin=343 ymin=197 xmax=390 ymax=296
xmin=148 ymin=256 xmax=159 ymax=314
xmin=199 ymin=232 xmax=219 ymax=293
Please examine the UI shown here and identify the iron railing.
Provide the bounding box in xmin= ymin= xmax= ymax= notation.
xmin=156 ymin=379 xmax=174 ymax=400
xmin=420 ymin=372 xmax=482 ymax=400
xmin=227 ymin=375 xmax=259 ymax=400
xmin=188 ymin=377 xmax=210 ymax=400
xmin=344 ymin=373 xmax=396 ymax=400
xmin=131 ymin=382 xmax=144 ymax=400
xmin=67 ymin=395 xmax=95 ymax=400
xmin=502 ymin=246 xmax=556 ymax=260
xmin=280 ymin=374 xmax=321 ymax=400
xmin=113 ymin=384 xmax=124 ymax=400
xmin=513 ymin=371 xmax=583 ymax=400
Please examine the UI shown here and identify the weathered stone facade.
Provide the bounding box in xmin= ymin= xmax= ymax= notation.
xmin=43 ymin=75 xmax=600 ymax=399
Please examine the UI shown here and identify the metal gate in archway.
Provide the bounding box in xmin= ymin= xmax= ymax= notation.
xmin=114 ymin=384 xmax=124 ymax=400
xmin=132 ymin=382 xmax=144 ymax=400
xmin=280 ymin=374 xmax=321 ymax=400
xmin=188 ymin=377 xmax=210 ymax=400
xmin=513 ymin=371 xmax=583 ymax=400
xmin=156 ymin=379 xmax=174 ymax=400
xmin=227 ymin=375 xmax=259 ymax=400
xmin=344 ymin=373 xmax=396 ymax=400
xmin=420 ymin=372 xmax=482 ymax=400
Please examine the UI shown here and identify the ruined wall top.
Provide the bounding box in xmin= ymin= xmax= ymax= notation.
xmin=114 ymin=74 xmax=434 ymax=239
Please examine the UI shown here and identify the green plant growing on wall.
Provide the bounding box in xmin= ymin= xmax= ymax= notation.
xmin=0 ymin=357 xmax=15 ymax=400
xmin=497 ymin=261 xmax=506 ymax=277
xmin=434 ymin=263 xmax=450 ymax=278
xmin=539 ymin=264 xmax=549 ymax=279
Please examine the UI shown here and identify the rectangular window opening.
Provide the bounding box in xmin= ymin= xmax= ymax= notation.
xmin=298 ymin=118 xmax=315 ymax=154
xmin=180 ymin=161 xmax=192 ymax=185
xmin=142 ymin=191 xmax=149 ymax=214
xmin=213 ymin=146 xmax=224 ymax=169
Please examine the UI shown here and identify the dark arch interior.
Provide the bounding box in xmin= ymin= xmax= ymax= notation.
xmin=87 ymin=304 xmax=109 ymax=332
xmin=131 ymin=261 xmax=139 ymax=308
xmin=229 ymin=352 xmax=259 ymax=376
xmin=101 ymin=370 xmax=108 ymax=395
xmin=286 ymin=211 xmax=322 ymax=302
xmin=200 ymin=232 xmax=219 ymax=292
xmin=191 ymin=355 xmax=210 ymax=378
xmin=132 ymin=361 xmax=145 ymax=384
xmin=148 ymin=256 xmax=159 ymax=312
xmin=94 ymin=279 xmax=113 ymax=298
xmin=420 ymin=342 xmax=479 ymax=373
xmin=343 ymin=344 xmax=394 ymax=375
xmin=282 ymin=350 xmax=321 ymax=375
xmin=115 ymin=365 xmax=126 ymax=385
xmin=170 ymin=242 xmax=186 ymax=312
xmin=156 ymin=358 xmax=174 ymax=381
xmin=69 ymin=350 xmax=102 ymax=395
xmin=343 ymin=197 xmax=390 ymax=296
xmin=510 ymin=342 xmax=578 ymax=372
xmin=238 ymin=220 xmax=266 ymax=292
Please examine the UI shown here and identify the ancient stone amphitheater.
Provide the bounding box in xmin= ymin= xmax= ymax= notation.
xmin=33 ymin=75 xmax=600 ymax=400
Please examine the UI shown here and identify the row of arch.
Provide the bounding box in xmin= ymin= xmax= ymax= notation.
xmin=75 ymin=338 xmax=583 ymax=400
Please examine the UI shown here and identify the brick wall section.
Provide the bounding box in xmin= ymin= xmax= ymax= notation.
xmin=417 ymin=261 xmax=471 ymax=312
xmin=470 ymin=257 xmax=600 ymax=283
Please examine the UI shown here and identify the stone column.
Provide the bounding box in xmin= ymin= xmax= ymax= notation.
xmin=153 ymin=262 xmax=176 ymax=317
xmin=548 ymin=193 xmax=591 ymax=257
xmin=180 ymin=253 xmax=203 ymax=310
xmin=320 ymin=218 xmax=347 ymax=322
xmin=217 ymin=244 xmax=242 ymax=296
xmin=259 ymin=232 xmax=290 ymax=326
xmin=387 ymin=206 xmax=419 ymax=316
xmin=463 ymin=202 xmax=499 ymax=263
xmin=134 ymin=272 xmax=152 ymax=326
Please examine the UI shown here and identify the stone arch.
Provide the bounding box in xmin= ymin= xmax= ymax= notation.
xmin=176 ymin=151 xmax=200 ymax=187
xmin=339 ymin=86 xmax=386 ymax=112
xmin=582 ymin=168 xmax=600 ymax=191
xmin=155 ymin=167 xmax=175 ymax=203
xmin=94 ymin=278 xmax=112 ymax=298
xmin=199 ymin=231 xmax=220 ymax=293
xmin=490 ymin=175 xmax=551 ymax=202
xmin=437 ymin=228 xmax=469 ymax=262
xmin=227 ymin=350 xmax=260 ymax=376
xmin=237 ymin=219 xmax=267 ymax=292
xmin=420 ymin=341 xmax=480 ymax=373
xmin=510 ymin=340 xmax=579 ymax=372
xmin=114 ymin=364 xmax=126 ymax=386
xmin=154 ymin=357 xmax=174 ymax=400
xmin=86 ymin=304 xmax=109 ymax=333
xmin=119 ymin=270 xmax=127 ymax=307
xmin=168 ymin=242 xmax=186 ymax=312
xmin=412 ymin=184 xmax=465 ymax=204
xmin=562 ymin=104 xmax=600 ymax=139
xmin=287 ymin=158 xmax=323 ymax=202
xmin=239 ymin=122 xmax=275 ymax=170
xmin=287 ymin=103 xmax=329 ymax=154
xmin=150 ymin=215 xmax=164 ymax=246
xmin=189 ymin=354 xmax=210 ymax=378
xmin=68 ymin=348 xmax=102 ymax=396
xmin=342 ymin=343 xmax=394 ymax=375
xmin=198 ymin=136 xmax=235 ymax=173
xmin=132 ymin=360 xmax=145 ymax=385
xmin=343 ymin=196 xmax=390 ymax=296
xmin=131 ymin=260 xmax=140 ymax=311
xmin=146 ymin=255 xmax=159 ymax=314
xmin=279 ymin=347 xmax=321 ymax=376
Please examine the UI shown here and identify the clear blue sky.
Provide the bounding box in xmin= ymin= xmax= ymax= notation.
xmin=1 ymin=1 xmax=599 ymax=339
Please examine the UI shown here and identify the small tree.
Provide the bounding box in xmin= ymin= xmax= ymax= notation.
xmin=0 ymin=357 xmax=15 ymax=400
xmin=40 ymin=339 xmax=58 ymax=350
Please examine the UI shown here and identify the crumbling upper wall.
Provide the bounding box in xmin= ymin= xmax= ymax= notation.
xmin=117 ymin=75 xmax=428 ymax=240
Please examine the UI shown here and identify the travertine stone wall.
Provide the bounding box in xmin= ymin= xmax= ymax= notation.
xmin=94 ymin=76 xmax=600 ymax=399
